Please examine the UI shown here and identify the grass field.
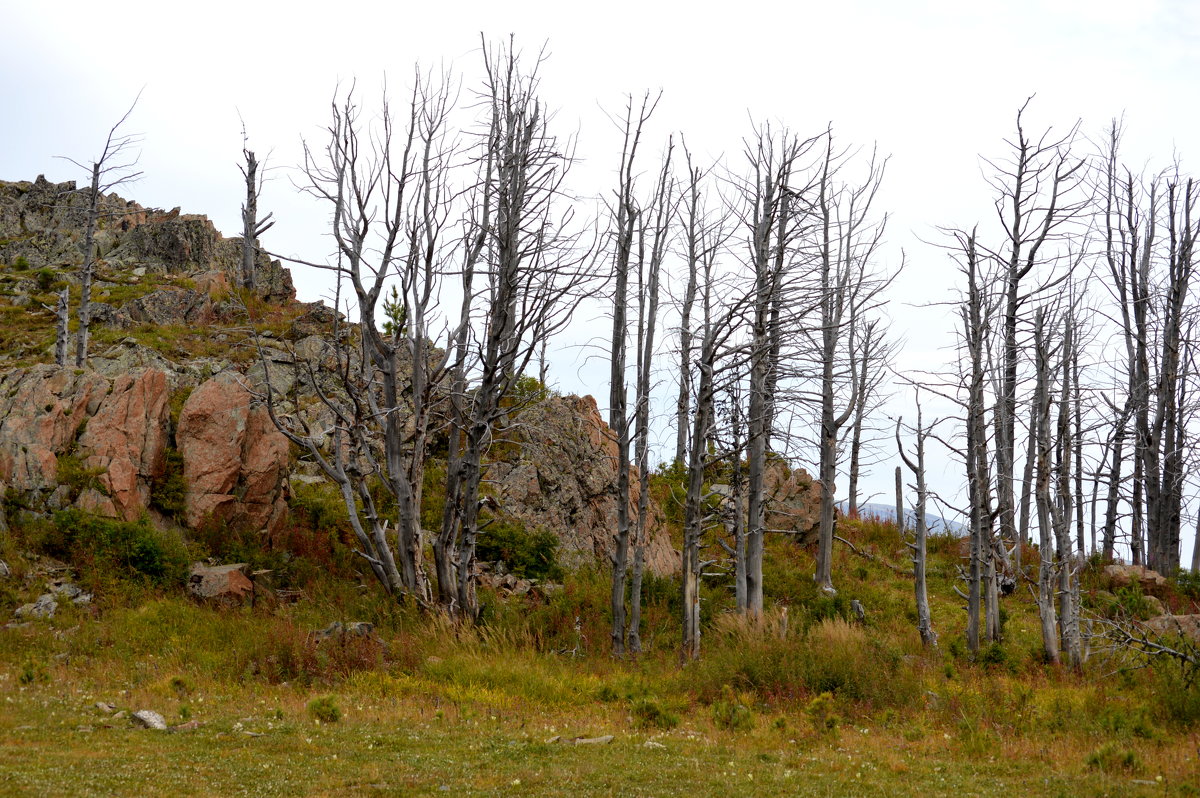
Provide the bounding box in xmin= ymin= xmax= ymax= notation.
xmin=2 ymin=514 xmax=1199 ymax=796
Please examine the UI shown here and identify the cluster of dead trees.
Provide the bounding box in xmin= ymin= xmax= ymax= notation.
xmin=58 ymin=42 xmax=1195 ymax=664
xmin=903 ymin=102 xmax=1200 ymax=667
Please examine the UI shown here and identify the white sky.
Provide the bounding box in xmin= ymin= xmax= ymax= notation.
xmin=4 ymin=0 xmax=1199 ymax=561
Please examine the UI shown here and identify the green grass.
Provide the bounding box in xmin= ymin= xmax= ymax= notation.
xmin=1 ymin=515 xmax=1199 ymax=796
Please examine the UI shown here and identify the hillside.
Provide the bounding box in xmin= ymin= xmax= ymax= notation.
xmin=1 ymin=178 xmax=1199 ymax=796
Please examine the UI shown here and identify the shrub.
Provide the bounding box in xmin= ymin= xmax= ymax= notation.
xmin=307 ymin=695 xmax=341 ymax=724
xmin=149 ymin=448 xmax=187 ymax=521
xmin=476 ymin=519 xmax=563 ymax=581
xmin=1085 ymin=742 xmax=1142 ymax=774
xmin=806 ymin=692 xmax=839 ymax=737
xmin=56 ymin=453 xmax=106 ymax=502
xmin=630 ymin=697 xmax=679 ymax=730
xmin=49 ymin=509 xmax=189 ymax=586
xmin=711 ymin=686 xmax=756 ymax=731
xmin=34 ymin=268 xmax=56 ymax=291
xmin=12 ymin=255 xmax=29 ymax=270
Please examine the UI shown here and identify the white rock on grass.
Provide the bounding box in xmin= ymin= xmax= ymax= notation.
xmin=131 ymin=710 xmax=168 ymax=730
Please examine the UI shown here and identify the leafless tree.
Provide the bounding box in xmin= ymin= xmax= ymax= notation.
xmin=1098 ymin=120 xmax=1200 ymax=573
xmin=807 ymin=134 xmax=894 ymax=596
xmin=604 ymin=92 xmax=673 ymax=655
xmin=730 ymin=124 xmax=817 ymax=615
xmin=440 ymin=38 xmax=596 ymax=619
xmin=896 ymin=390 xmax=938 ymax=647
xmin=678 ymin=152 xmax=736 ymax=660
xmin=265 ymin=70 xmax=459 ymax=605
xmin=238 ymin=124 xmax=275 ymax=291
xmin=57 ymin=95 xmax=143 ymax=367
xmin=844 ymin=317 xmax=899 ymax=516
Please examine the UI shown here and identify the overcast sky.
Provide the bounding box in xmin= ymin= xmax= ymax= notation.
xmin=4 ymin=0 xmax=1199 ymax=557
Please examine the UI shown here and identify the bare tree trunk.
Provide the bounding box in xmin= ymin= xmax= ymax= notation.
xmin=54 ymin=288 xmax=69 ymax=367
xmin=61 ymin=98 xmax=142 ymax=369
xmin=1033 ymin=307 xmax=1061 ymax=665
xmin=75 ymin=161 xmax=99 ymax=368
xmin=239 ymin=143 xmax=275 ymax=292
xmin=897 ymin=408 xmax=936 ymax=647
xmin=894 ymin=466 xmax=904 ymax=535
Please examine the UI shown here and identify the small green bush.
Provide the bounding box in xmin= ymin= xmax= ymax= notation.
xmin=630 ymin=698 xmax=679 ymax=730
xmin=150 ymin=448 xmax=187 ymax=521
xmin=49 ymin=509 xmax=189 ymax=586
xmin=711 ymin=686 xmax=755 ymax=731
xmin=1085 ymin=742 xmax=1142 ymax=774
xmin=307 ymin=695 xmax=341 ymax=724
xmin=476 ymin=519 xmax=563 ymax=581
xmin=56 ymin=453 xmax=106 ymax=502
xmin=12 ymin=255 xmax=30 ymax=270
xmin=34 ymin=268 xmax=56 ymax=291
xmin=806 ymin=692 xmax=839 ymax=737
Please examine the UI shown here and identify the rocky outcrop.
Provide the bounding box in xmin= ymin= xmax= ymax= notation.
xmin=0 ymin=177 xmax=294 ymax=303
xmin=764 ymin=461 xmax=823 ymax=543
xmin=0 ymin=364 xmax=288 ymax=541
xmin=176 ymin=372 xmax=289 ymax=538
xmin=1145 ymin=614 xmax=1200 ymax=645
xmin=0 ymin=366 xmax=109 ymax=492
xmin=491 ymin=394 xmax=677 ymax=575
xmin=1104 ymin=564 xmax=1169 ymax=595
xmin=77 ymin=369 xmax=171 ymax=521
xmin=120 ymin=288 xmax=217 ymax=327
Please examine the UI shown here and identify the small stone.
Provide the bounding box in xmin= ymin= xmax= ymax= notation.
xmin=643 ymin=740 xmax=667 ymax=749
xmin=172 ymin=720 xmax=202 ymax=731
xmin=131 ymin=710 xmax=168 ymax=730
xmin=571 ymin=735 xmax=614 ymax=745
xmin=0 ymin=561 xmax=11 ymax=579
xmin=49 ymin=581 xmax=82 ymax=599
xmin=95 ymin=702 xmax=117 ymax=714
xmin=14 ymin=593 xmax=57 ymax=619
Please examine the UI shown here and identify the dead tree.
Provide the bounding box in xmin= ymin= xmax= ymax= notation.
xmin=808 ymin=134 xmax=894 ymax=596
xmin=57 ymin=96 xmax=143 ymax=368
xmin=268 ymin=70 xmax=460 ymax=605
xmin=605 ymin=92 xmax=671 ymax=656
xmin=734 ymin=123 xmax=811 ymax=615
xmin=239 ymin=127 xmax=275 ymax=291
xmin=443 ymin=38 xmax=595 ymax=620
xmin=1032 ymin=306 xmax=1062 ymax=665
xmin=628 ymin=140 xmax=674 ymax=655
xmin=896 ymin=392 xmax=937 ymax=647
xmin=678 ymin=152 xmax=735 ymax=660
xmin=983 ymin=101 xmax=1087 ymax=577
xmin=1099 ymin=121 xmax=1200 ymax=573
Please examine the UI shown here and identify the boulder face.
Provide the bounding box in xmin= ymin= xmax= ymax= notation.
xmin=0 ymin=366 xmax=109 ymax=492
xmin=0 ymin=364 xmax=287 ymax=540
xmin=1104 ymin=564 xmax=1169 ymax=595
xmin=491 ymin=394 xmax=677 ymax=576
xmin=77 ymin=369 xmax=171 ymax=521
xmin=176 ymin=372 xmax=289 ymax=538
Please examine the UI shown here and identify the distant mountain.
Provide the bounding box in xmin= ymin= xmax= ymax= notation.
xmin=838 ymin=501 xmax=965 ymax=535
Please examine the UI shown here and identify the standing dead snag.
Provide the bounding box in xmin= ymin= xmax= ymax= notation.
xmin=239 ymin=128 xmax=275 ymax=291
xmin=266 ymin=70 xmax=461 ymax=605
xmin=896 ymin=394 xmax=937 ymax=648
xmin=809 ymin=133 xmax=894 ymax=597
xmin=678 ymin=148 xmax=735 ymax=661
xmin=57 ymin=95 xmax=143 ymax=368
xmin=443 ymin=38 xmax=595 ymax=620
xmin=606 ymin=92 xmax=656 ymax=656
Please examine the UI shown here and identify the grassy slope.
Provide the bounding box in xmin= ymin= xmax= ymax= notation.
xmin=2 ymin=515 xmax=1199 ymax=797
